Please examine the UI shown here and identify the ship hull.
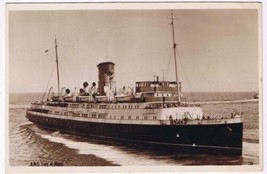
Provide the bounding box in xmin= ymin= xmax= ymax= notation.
xmin=26 ymin=112 xmax=242 ymax=156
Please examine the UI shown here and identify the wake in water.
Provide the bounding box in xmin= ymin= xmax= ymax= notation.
xmin=35 ymin=131 xmax=177 ymax=166
xmin=18 ymin=122 xmax=33 ymax=127
xmin=242 ymin=142 xmax=259 ymax=165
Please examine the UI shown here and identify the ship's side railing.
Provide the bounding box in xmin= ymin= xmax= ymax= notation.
xmin=164 ymin=114 xmax=243 ymax=126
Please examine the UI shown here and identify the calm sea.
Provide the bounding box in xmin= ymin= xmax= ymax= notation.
xmin=9 ymin=92 xmax=259 ymax=166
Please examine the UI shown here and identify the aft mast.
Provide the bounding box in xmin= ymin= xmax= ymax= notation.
xmin=170 ymin=10 xmax=181 ymax=104
xmin=54 ymin=36 xmax=61 ymax=99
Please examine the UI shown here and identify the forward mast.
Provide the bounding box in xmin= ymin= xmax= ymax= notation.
xmin=54 ymin=36 xmax=61 ymax=100
xmin=170 ymin=10 xmax=181 ymax=104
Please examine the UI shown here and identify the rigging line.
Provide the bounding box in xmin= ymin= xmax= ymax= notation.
xmin=175 ymin=48 xmax=196 ymax=102
xmin=41 ymin=64 xmax=56 ymax=101
xmin=58 ymin=62 xmax=71 ymax=88
xmin=185 ymin=53 xmax=225 ymax=101
xmin=165 ymin=49 xmax=174 ymax=81
xmin=176 ymin=48 xmax=224 ymax=102
xmin=196 ymin=70 xmax=225 ymax=102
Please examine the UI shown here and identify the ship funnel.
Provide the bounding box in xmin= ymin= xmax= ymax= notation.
xmin=97 ymin=62 xmax=115 ymax=96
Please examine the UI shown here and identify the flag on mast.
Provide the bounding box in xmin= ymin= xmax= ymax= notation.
xmin=45 ymin=49 xmax=49 ymax=53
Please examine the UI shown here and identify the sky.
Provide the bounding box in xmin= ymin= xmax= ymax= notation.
xmin=8 ymin=7 xmax=259 ymax=93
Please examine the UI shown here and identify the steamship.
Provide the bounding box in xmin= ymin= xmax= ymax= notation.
xmin=26 ymin=12 xmax=243 ymax=156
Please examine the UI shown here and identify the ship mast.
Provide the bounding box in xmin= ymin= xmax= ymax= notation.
xmin=54 ymin=36 xmax=61 ymax=99
xmin=170 ymin=10 xmax=180 ymax=104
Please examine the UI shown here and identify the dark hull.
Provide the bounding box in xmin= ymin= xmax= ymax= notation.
xmin=26 ymin=112 xmax=243 ymax=156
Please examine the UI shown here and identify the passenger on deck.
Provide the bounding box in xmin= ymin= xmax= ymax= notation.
xmin=123 ymin=86 xmax=126 ymax=95
xmin=169 ymin=116 xmax=174 ymax=125
xmin=91 ymin=82 xmax=97 ymax=100
xmin=174 ymin=118 xmax=178 ymax=125
xmin=80 ymin=88 xmax=85 ymax=96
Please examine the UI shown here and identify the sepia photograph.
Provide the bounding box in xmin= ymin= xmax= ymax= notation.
xmin=6 ymin=2 xmax=262 ymax=172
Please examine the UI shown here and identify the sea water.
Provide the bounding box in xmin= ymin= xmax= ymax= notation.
xmin=8 ymin=92 xmax=259 ymax=166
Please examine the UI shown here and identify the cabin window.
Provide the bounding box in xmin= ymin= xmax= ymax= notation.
xmin=128 ymin=116 xmax=131 ymax=119
xmin=144 ymin=116 xmax=148 ymax=120
xmin=136 ymin=116 xmax=139 ymax=119
xmin=153 ymin=116 xmax=157 ymax=119
xmin=92 ymin=114 xmax=96 ymax=118
xmin=121 ymin=116 xmax=124 ymax=119
xmin=72 ymin=113 xmax=79 ymax=117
